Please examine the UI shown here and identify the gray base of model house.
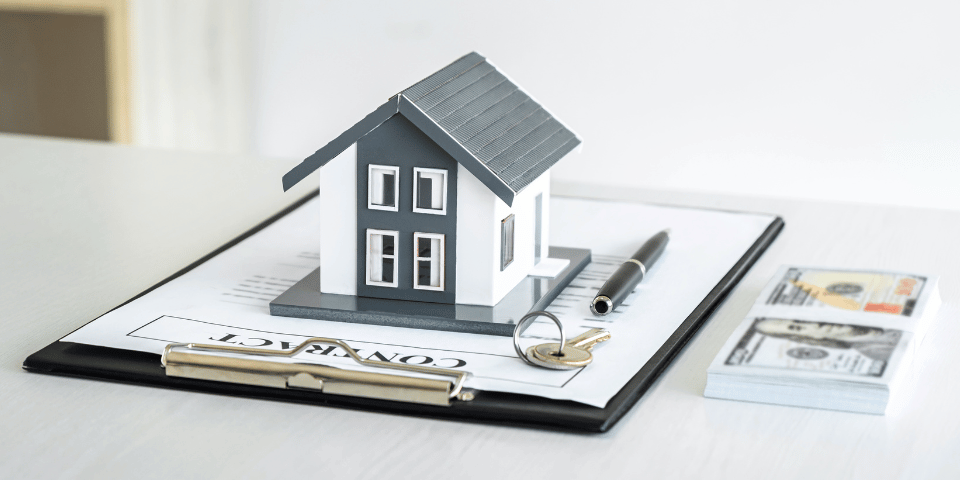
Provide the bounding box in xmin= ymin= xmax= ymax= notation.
xmin=269 ymin=246 xmax=591 ymax=336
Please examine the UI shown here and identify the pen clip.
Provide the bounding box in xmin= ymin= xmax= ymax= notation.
xmin=161 ymin=337 xmax=473 ymax=406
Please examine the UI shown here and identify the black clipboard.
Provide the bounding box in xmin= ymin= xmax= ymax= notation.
xmin=23 ymin=191 xmax=784 ymax=433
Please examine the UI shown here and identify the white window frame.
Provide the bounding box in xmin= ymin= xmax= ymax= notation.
xmin=412 ymin=167 xmax=448 ymax=215
xmin=366 ymin=229 xmax=399 ymax=287
xmin=368 ymin=165 xmax=400 ymax=212
xmin=413 ymin=232 xmax=445 ymax=291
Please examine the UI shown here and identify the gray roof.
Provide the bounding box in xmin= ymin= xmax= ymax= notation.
xmin=282 ymin=52 xmax=580 ymax=206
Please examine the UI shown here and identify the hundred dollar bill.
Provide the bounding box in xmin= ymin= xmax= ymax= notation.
xmin=722 ymin=317 xmax=909 ymax=378
xmin=706 ymin=265 xmax=938 ymax=414
xmin=764 ymin=267 xmax=926 ymax=316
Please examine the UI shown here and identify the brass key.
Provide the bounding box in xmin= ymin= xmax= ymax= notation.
xmin=526 ymin=328 xmax=611 ymax=370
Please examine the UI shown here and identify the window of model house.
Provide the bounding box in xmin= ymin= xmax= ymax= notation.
xmin=412 ymin=167 xmax=447 ymax=215
xmin=368 ymin=165 xmax=399 ymax=211
xmin=366 ymin=229 xmax=398 ymax=287
xmin=413 ymin=233 xmax=444 ymax=290
xmin=501 ymin=214 xmax=515 ymax=271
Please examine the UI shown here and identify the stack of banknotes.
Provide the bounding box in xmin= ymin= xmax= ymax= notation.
xmin=705 ymin=266 xmax=941 ymax=414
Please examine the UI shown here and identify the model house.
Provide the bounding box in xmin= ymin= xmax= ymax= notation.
xmin=281 ymin=52 xmax=580 ymax=307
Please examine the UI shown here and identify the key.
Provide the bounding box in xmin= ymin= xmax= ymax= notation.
xmin=526 ymin=328 xmax=611 ymax=370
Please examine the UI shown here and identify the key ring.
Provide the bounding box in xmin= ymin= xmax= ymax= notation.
xmin=513 ymin=311 xmax=565 ymax=367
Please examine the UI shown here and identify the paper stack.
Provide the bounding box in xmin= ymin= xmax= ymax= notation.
xmin=705 ymin=266 xmax=941 ymax=414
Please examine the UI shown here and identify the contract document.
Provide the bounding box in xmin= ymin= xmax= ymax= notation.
xmin=63 ymin=195 xmax=775 ymax=408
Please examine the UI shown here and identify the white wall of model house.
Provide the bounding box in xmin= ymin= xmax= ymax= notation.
xmin=455 ymin=167 xmax=550 ymax=306
xmin=493 ymin=171 xmax=550 ymax=304
xmin=318 ymin=144 xmax=357 ymax=296
xmin=316 ymin=139 xmax=552 ymax=306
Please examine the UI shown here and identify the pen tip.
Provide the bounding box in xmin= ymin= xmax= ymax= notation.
xmin=663 ymin=228 xmax=672 ymax=236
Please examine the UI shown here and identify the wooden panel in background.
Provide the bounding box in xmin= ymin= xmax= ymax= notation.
xmin=0 ymin=0 xmax=129 ymax=142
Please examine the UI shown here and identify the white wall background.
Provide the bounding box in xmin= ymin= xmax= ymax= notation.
xmin=130 ymin=0 xmax=255 ymax=153
xmin=131 ymin=0 xmax=960 ymax=210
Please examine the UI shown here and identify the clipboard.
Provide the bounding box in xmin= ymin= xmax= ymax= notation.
xmin=23 ymin=191 xmax=784 ymax=432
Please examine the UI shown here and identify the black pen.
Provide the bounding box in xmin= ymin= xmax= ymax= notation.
xmin=590 ymin=229 xmax=670 ymax=316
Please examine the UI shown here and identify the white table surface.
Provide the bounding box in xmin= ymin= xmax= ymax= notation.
xmin=2 ymin=134 xmax=958 ymax=479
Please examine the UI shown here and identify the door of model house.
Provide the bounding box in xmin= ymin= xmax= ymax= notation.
xmin=534 ymin=193 xmax=543 ymax=265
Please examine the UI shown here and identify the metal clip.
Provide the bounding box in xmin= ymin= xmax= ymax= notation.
xmin=161 ymin=337 xmax=473 ymax=406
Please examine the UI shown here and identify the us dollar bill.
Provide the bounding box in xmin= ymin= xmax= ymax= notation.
xmin=765 ymin=267 xmax=926 ymax=317
xmin=723 ymin=317 xmax=908 ymax=377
